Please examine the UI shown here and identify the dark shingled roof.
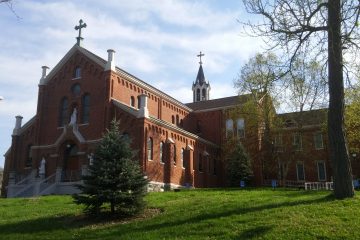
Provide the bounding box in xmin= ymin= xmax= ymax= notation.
xmin=278 ymin=109 xmax=327 ymax=126
xmin=185 ymin=94 xmax=251 ymax=111
xmin=195 ymin=65 xmax=206 ymax=86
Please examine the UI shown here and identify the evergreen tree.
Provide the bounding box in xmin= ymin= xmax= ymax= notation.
xmin=73 ymin=120 xmax=148 ymax=216
xmin=226 ymin=142 xmax=253 ymax=187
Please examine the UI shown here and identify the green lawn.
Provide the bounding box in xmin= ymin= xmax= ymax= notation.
xmin=1 ymin=188 xmax=360 ymax=239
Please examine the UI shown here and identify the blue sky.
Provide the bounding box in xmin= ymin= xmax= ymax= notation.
xmin=0 ymin=0 xmax=263 ymax=168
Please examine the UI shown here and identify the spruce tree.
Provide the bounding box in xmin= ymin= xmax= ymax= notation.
xmin=73 ymin=120 xmax=148 ymax=216
xmin=226 ymin=142 xmax=253 ymax=187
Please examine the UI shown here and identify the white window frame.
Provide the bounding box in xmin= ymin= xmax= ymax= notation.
xmin=317 ymin=161 xmax=326 ymax=181
xmin=226 ymin=119 xmax=233 ymax=138
xmin=160 ymin=142 xmax=164 ymax=164
xmin=73 ymin=66 xmax=81 ymax=79
xmin=147 ymin=138 xmax=153 ymax=161
xmin=237 ymin=118 xmax=245 ymax=138
xmin=181 ymin=148 xmax=185 ymax=169
xmin=274 ymin=134 xmax=283 ymax=152
xmin=293 ymin=133 xmax=303 ymax=151
xmin=296 ymin=162 xmax=305 ymax=181
xmin=314 ymin=132 xmax=324 ymax=150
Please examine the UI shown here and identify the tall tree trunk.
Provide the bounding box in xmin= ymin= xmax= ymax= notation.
xmin=327 ymin=0 xmax=354 ymax=198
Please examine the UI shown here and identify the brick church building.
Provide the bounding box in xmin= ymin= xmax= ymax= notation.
xmin=3 ymin=23 xmax=353 ymax=197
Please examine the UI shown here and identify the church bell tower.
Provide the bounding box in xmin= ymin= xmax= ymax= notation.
xmin=192 ymin=51 xmax=210 ymax=102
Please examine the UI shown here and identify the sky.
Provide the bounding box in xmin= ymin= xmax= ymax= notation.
xmin=0 ymin=0 xmax=264 ymax=168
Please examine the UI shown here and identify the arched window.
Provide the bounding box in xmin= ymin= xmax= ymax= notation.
xmin=196 ymin=120 xmax=201 ymax=133
xmin=172 ymin=115 xmax=175 ymax=124
xmin=130 ymin=96 xmax=135 ymax=107
xmin=74 ymin=66 xmax=81 ymax=78
xmin=198 ymin=153 xmax=203 ymax=172
xmin=202 ymin=88 xmax=206 ymax=100
xmin=226 ymin=119 xmax=233 ymax=138
xmin=237 ymin=118 xmax=245 ymax=138
xmin=196 ymin=89 xmax=200 ymax=101
xmin=173 ymin=145 xmax=177 ymax=165
xmin=181 ymin=148 xmax=184 ymax=169
xmin=176 ymin=115 xmax=179 ymax=125
xmin=59 ymin=97 xmax=68 ymax=127
xmin=147 ymin=138 xmax=153 ymax=160
xmin=160 ymin=142 xmax=164 ymax=163
xmin=25 ymin=144 xmax=33 ymax=167
xmin=137 ymin=96 xmax=141 ymax=109
xmin=82 ymin=94 xmax=90 ymax=124
xmin=122 ymin=132 xmax=130 ymax=141
xmin=213 ymin=158 xmax=217 ymax=175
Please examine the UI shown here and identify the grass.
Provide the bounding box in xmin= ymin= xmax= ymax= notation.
xmin=1 ymin=188 xmax=360 ymax=239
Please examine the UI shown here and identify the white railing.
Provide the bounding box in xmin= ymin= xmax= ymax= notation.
xmin=61 ymin=170 xmax=82 ymax=182
xmin=39 ymin=174 xmax=56 ymax=195
xmin=15 ymin=173 xmax=33 ymax=185
xmin=12 ymin=183 xmax=34 ymax=197
xmin=305 ymin=182 xmax=333 ymax=190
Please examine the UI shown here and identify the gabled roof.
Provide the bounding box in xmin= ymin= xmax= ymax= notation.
xmin=278 ymin=109 xmax=327 ymax=127
xmin=43 ymin=45 xmax=193 ymax=112
xmin=186 ymin=94 xmax=251 ymax=111
xmin=44 ymin=44 xmax=106 ymax=84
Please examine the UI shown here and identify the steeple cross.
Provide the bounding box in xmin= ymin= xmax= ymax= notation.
xmin=74 ymin=19 xmax=87 ymax=46
xmin=197 ymin=51 xmax=205 ymax=65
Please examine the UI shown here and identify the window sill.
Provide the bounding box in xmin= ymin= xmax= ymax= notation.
xmin=72 ymin=77 xmax=81 ymax=80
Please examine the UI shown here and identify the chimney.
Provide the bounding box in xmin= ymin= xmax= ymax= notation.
xmin=39 ymin=66 xmax=49 ymax=85
xmin=105 ymin=49 xmax=116 ymax=71
xmin=12 ymin=115 xmax=23 ymax=136
xmin=137 ymin=94 xmax=149 ymax=118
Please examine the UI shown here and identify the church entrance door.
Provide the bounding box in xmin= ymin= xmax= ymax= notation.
xmin=62 ymin=143 xmax=80 ymax=182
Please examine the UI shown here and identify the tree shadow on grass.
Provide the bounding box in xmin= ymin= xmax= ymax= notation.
xmin=0 ymin=208 xmax=161 ymax=235
xmin=0 ymin=194 xmax=335 ymax=237
xmin=98 ymin=194 xmax=336 ymax=238
xmin=236 ymin=226 xmax=273 ymax=240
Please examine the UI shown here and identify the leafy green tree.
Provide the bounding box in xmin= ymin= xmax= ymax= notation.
xmin=345 ymin=84 xmax=360 ymax=154
xmin=73 ymin=120 xmax=148 ymax=216
xmin=226 ymin=142 xmax=253 ymax=187
xmin=235 ymin=52 xmax=282 ymax=181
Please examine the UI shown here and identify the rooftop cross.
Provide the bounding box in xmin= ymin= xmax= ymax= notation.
xmin=74 ymin=19 xmax=87 ymax=46
xmin=197 ymin=51 xmax=205 ymax=65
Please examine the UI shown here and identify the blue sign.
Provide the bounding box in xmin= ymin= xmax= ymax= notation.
xmin=271 ymin=180 xmax=277 ymax=188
